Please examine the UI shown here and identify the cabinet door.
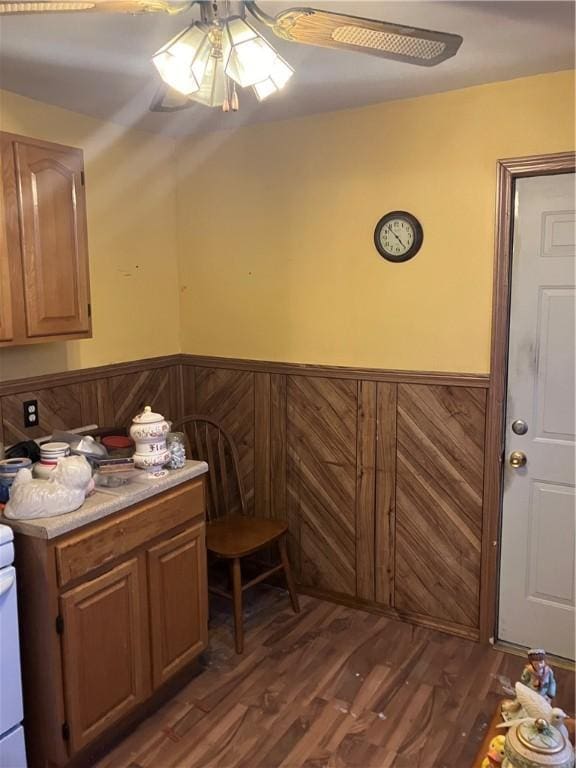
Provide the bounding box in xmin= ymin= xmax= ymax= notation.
xmin=148 ymin=524 xmax=208 ymax=688
xmin=14 ymin=138 xmax=91 ymax=338
xmin=0 ymin=136 xmax=20 ymax=343
xmin=60 ymin=557 xmax=150 ymax=753
xmin=0 ymin=176 xmax=13 ymax=342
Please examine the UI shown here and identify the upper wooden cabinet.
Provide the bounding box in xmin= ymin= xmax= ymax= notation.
xmin=0 ymin=132 xmax=92 ymax=347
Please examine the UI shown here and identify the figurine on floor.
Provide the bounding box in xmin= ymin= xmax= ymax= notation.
xmin=481 ymin=735 xmax=505 ymax=768
xmin=520 ymin=648 xmax=557 ymax=702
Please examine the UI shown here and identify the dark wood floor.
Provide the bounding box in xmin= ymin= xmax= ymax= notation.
xmin=97 ymin=588 xmax=575 ymax=768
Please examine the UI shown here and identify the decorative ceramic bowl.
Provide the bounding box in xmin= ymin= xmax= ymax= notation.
xmin=130 ymin=406 xmax=171 ymax=471
xmin=504 ymin=719 xmax=575 ymax=768
xmin=0 ymin=458 xmax=32 ymax=486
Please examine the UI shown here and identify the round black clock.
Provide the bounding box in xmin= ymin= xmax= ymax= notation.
xmin=374 ymin=211 xmax=423 ymax=263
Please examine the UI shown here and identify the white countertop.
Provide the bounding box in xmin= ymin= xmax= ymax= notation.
xmin=0 ymin=460 xmax=208 ymax=540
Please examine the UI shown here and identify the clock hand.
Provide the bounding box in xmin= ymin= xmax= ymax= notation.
xmin=386 ymin=225 xmax=406 ymax=249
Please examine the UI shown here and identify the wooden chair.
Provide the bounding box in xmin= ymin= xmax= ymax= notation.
xmin=176 ymin=415 xmax=300 ymax=653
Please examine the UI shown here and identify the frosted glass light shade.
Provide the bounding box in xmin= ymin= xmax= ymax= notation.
xmin=252 ymin=55 xmax=294 ymax=101
xmin=189 ymin=55 xmax=227 ymax=107
xmin=152 ymin=23 xmax=211 ymax=96
xmin=222 ymin=16 xmax=278 ymax=88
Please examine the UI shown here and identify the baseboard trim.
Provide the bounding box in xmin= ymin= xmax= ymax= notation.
xmin=492 ymin=640 xmax=575 ymax=671
xmin=297 ymin=585 xmax=480 ymax=642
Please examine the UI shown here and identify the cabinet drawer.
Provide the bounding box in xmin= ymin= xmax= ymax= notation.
xmin=56 ymin=480 xmax=204 ymax=588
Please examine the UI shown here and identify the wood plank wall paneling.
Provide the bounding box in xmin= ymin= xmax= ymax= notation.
xmin=1 ymin=382 xmax=99 ymax=444
xmin=394 ymin=384 xmax=487 ymax=628
xmin=270 ymin=374 xmax=287 ymax=523
xmin=286 ymin=375 xmax=358 ymax=597
xmin=0 ymin=358 xmax=181 ymax=446
xmin=191 ymin=367 xmax=256 ymax=515
xmin=375 ymin=383 xmax=397 ymax=607
xmin=0 ymin=354 xmax=491 ymax=641
xmin=109 ymin=367 xmax=179 ymax=429
xmin=254 ymin=374 xmax=271 ymax=519
xmin=356 ymin=381 xmax=377 ymax=602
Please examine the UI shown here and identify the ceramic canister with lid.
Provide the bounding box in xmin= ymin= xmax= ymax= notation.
xmin=504 ymin=719 xmax=575 ymax=768
xmin=130 ymin=406 xmax=171 ymax=471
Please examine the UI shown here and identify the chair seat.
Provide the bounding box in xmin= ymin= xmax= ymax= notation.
xmin=206 ymin=515 xmax=288 ymax=558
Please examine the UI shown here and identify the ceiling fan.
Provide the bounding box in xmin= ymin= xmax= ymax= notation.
xmin=0 ymin=0 xmax=463 ymax=113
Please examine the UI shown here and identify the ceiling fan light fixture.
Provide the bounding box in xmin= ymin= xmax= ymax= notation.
xmin=222 ymin=15 xmax=279 ymax=88
xmin=188 ymin=53 xmax=227 ymax=107
xmin=0 ymin=1 xmax=95 ymax=11
xmin=252 ymin=54 xmax=294 ymax=101
xmin=331 ymin=25 xmax=446 ymax=60
xmin=152 ymin=22 xmax=211 ymax=96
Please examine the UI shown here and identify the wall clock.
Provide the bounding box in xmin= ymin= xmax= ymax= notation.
xmin=374 ymin=211 xmax=423 ymax=263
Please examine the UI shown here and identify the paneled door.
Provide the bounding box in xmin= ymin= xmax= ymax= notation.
xmin=499 ymin=173 xmax=575 ymax=659
xmin=0 ymin=144 xmax=14 ymax=342
xmin=60 ymin=558 xmax=150 ymax=752
xmin=14 ymin=138 xmax=90 ymax=337
xmin=0 ymin=187 xmax=13 ymax=342
xmin=147 ymin=524 xmax=208 ymax=688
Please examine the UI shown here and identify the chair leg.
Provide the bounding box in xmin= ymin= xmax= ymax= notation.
xmin=279 ymin=535 xmax=300 ymax=614
xmin=230 ymin=557 xmax=244 ymax=654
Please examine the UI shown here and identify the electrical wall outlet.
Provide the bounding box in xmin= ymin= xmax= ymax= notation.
xmin=23 ymin=400 xmax=39 ymax=428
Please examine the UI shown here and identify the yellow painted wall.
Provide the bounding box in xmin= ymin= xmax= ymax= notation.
xmin=0 ymin=89 xmax=180 ymax=382
xmin=1 ymin=71 xmax=573 ymax=382
xmin=177 ymin=70 xmax=575 ymax=374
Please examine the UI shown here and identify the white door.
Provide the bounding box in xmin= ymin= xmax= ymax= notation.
xmin=498 ymin=172 xmax=575 ymax=660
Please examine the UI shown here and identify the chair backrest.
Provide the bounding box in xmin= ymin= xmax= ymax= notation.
xmin=174 ymin=415 xmax=247 ymax=522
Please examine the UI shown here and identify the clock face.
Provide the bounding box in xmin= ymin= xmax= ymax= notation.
xmin=374 ymin=211 xmax=423 ymax=263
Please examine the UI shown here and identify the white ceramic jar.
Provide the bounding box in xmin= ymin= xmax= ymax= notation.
xmin=130 ymin=406 xmax=171 ymax=471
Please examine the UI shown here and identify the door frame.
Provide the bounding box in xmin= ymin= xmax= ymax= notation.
xmin=480 ymin=150 xmax=576 ymax=644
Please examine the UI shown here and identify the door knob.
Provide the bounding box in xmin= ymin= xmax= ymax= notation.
xmin=509 ymin=451 xmax=527 ymax=468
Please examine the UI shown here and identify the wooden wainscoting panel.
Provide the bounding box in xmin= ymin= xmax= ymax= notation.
xmin=287 ymin=375 xmax=358 ymax=596
xmin=270 ymin=374 xmax=287 ymax=522
xmin=194 ymin=367 xmax=256 ymax=515
xmin=254 ymin=373 xmax=271 ymax=518
xmin=395 ymin=384 xmax=487 ymax=628
xmin=356 ymin=381 xmax=377 ymax=601
xmin=95 ymin=378 xmax=114 ymax=426
xmin=181 ymin=363 xmax=196 ymax=415
xmin=1 ymin=382 xmax=99 ymax=444
xmin=375 ymin=383 xmax=397 ymax=607
xmin=109 ymin=367 xmax=179 ymax=428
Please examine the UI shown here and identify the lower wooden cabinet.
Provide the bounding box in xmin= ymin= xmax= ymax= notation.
xmin=60 ymin=557 xmax=150 ymax=753
xmin=13 ymin=478 xmax=208 ymax=768
xmin=148 ymin=524 xmax=208 ymax=689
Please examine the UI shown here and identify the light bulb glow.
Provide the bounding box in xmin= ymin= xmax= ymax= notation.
xmin=253 ymin=55 xmax=294 ymax=101
xmin=189 ymin=54 xmax=227 ymax=107
xmin=152 ymin=24 xmax=211 ymax=96
xmin=223 ymin=16 xmax=279 ymax=88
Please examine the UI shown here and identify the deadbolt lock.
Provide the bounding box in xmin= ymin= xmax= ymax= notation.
xmin=509 ymin=451 xmax=527 ymax=469
xmin=512 ymin=419 xmax=528 ymax=435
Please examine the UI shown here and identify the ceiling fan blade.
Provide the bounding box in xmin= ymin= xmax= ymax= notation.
xmin=270 ymin=7 xmax=462 ymax=66
xmin=149 ymin=83 xmax=195 ymax=112
xmin=0 ymin=0 xmax=190 ymax=14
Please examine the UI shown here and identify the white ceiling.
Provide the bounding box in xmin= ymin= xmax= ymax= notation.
xmin=0 ymin=1 xmax=573 ymax=136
